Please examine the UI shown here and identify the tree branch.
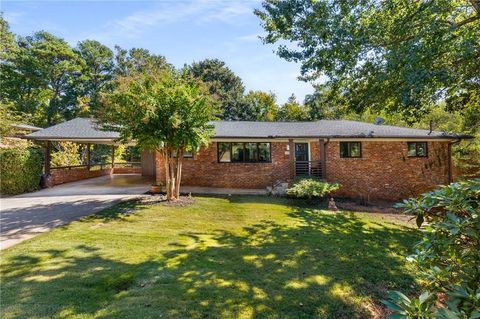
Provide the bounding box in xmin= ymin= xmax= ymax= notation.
xmin=470 ymin=0 xmax=480 ymax=15
xmin=448 ymin=14 xmax=480 ymax=28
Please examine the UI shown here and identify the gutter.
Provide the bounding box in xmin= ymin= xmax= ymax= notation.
xmin=212 ymin=134 xmax=474 ymax=140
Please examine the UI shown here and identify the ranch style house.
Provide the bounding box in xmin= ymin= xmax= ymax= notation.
xmin=25 ymin=118 xmax=472 ymax=201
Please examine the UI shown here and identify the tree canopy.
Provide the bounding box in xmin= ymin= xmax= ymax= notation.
xmin=256 ymin=0 xmax=480 ymax=121
xmin=243 ymin=90 xmax=279 ymax=121
xmin=75 ymin=40 xmax=115 ymax=114
xmin=189 ymin=59 xmax=246 ymax=120
xmin=277 ymin=94 xmax=310 ymax=121
xmin=101 ymin=67 xmax=218 ymax=200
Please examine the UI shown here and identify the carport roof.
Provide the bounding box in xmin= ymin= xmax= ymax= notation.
xmin=26 ymin=118 xmax=120 ymax=143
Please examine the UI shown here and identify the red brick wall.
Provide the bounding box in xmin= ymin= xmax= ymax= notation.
xmin=49 ymin=167 xmax=112 ymax=186
xmin=154 ymin=140 xmax=451 ymax=200
xmin=324 ymin=141 xmax=450 ymax=200
xmin=155 ymin=142 xmax=293 ymax=189
xmin=113 ymin=166 xmax=141 ymax=174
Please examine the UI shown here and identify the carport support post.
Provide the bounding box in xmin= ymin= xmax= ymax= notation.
xmin=111 ymin=145 xmax=115 ymax=172
xmin=44 ymin=141 xmax=51 ymax=176
xmin=41 ymin=140 xmax=52 ymax=188
xmin=86 ymin=143 xmax=91 ymax=171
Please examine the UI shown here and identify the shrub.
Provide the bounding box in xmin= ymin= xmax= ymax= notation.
xmin=383 ymin=179 xmax=480 ymax=318
xmin=286 ymin=178 xmax=340 ymax=199
xmin=51 ymin=142 xmax=81 ymax=167
xmin=0 ymin=146 xmax=44 ymax=195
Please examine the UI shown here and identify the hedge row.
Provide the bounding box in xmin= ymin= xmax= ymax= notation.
xmin=0 ymin=147 xmax=44 ymax=195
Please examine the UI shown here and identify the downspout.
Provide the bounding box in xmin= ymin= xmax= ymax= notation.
xmin=448 ymin=139 xmax=461 ymax=184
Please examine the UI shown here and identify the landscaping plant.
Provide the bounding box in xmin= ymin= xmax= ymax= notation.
xmin=0 ymin=146 xmax=43 ymax=195
xmin=101 ymin=67 xmax=217 ymax=201
xmin=383 ymin=179 xmax=480 ymax=318
xmin=286 ymin=178 xmax=340 ymax=199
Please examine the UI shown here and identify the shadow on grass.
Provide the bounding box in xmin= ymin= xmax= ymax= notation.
xmin=1 ymin=205 xmax=419 ymax=319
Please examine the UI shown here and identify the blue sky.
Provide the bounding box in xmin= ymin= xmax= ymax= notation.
xmin=2 ymin=0 xmax=315 ymax=104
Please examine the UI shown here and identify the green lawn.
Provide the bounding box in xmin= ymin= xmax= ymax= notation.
xmin=1 ymin=196 xmax=419 ymax=319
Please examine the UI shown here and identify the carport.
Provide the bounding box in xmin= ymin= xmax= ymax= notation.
xmin=25 ymin=118 xmax=155 ymax=187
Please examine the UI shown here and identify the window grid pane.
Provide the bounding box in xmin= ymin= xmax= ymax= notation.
xmin=232 ymin=143 xmax=244 ymax=162
xmin=407 ymin=142 xmax=427 ymax=157
xmin=258 ymin=143 xmax=271 ymax=162
xmin=245 ymin=143 xmax=258 ymax=162
xmin=218 ymin=143 xmax=231 ymax=162
xmin=217 ymin=142 xmax=271 ymax=163
xmin=340 ymin=142 xmax=361 ymax=158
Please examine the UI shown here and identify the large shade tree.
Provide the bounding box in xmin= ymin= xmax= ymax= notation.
xmin=1 ymin=25 xmax=85 ymax=126
xmin=243 ymin=90 xmax=279 ymax=121
xmin=255 ymin=0 xmax=480 ymax=122
xmin=75 ymin=40 xmax=115 ymax=115
xmin=277 ymin=94 xmax=310 ymax=121
xmin=102 ymin=68 xmax=217 ymax=200
xmin=189 ymin=59 xmax=247 ymax=120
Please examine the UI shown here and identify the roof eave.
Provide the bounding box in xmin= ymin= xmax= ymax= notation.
xmin=212 ymin=135 xmax=473 ymax=140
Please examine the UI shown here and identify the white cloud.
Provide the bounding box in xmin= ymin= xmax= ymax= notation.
xmin=2 ymin=11 xmax=26 ymax=26
xmin=91 ymin=0 xmax=257 ymax=41
xmin=236 ymin=33 xmax=263 ymax=42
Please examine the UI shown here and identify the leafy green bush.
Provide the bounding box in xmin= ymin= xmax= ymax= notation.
xmin=383 ymin=179 xmax=480 ymax=318
xmin=286 ymin=178 xmax=340 ymax=199
xmin=0 ymin=147 xmax=44 ymax=195
xmin=51 ymin=142 xmax=81 ymax=167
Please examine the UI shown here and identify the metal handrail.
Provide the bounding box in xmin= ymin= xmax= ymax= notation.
xmin=51 ymin=163 xmax=108 ymax=170
xmin=51 ymin=161 xmax=141 ymax=170
xmin=294 ymin=160 xmax=323 ymax=178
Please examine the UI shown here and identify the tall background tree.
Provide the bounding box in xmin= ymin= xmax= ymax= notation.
xmin=255 ymin=0 xmax=480 ymax=121
xmin=277 ymin=94 xmax=310 ymax=121
xmin=114 ymin=46 xmax=170 ymax=76
xmin=101 ymin=68 xmax=217 ymax=200
xmin=304 ymin=85 xmax=350 ymax=120
xmin=189 ymin=59 xmax=246 ymax=120
xmin=75 ymin=40 xmax=114 ymax=115
xmin=21 ymin=32 xmax=83 ymax=125
xmin=243 ymin=90 xmax=279 ymax=121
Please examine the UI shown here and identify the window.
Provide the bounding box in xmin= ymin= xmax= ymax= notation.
xmin=172 ymin=150 xmax=193 ymax=158
xmin=407 ymin=142 xmax=428 ymax=157
xmin=217 ymin=142 xmax=271 ymax=163
xmin=340 ymin=142 xmax=361 ymax=158
xmin=218 ymin=143 xmax=231 ymax=162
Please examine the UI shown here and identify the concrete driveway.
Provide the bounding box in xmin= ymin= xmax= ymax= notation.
xmin=0 ymin=174 xmax=151 ymax=250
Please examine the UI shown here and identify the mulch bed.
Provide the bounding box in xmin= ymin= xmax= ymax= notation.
xmin=139 ymin=193 xmax=195 ymax=207
xmin=333 ymin=198 xmax=415 ymax=224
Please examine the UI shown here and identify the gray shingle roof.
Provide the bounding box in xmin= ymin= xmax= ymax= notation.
xmin=211 ymin=120 xmax=469 ymax=139
xmin=26 ymin=118 xmax=119 ymax=141
xmin=26 ymin=118 xmax=470 ymax=142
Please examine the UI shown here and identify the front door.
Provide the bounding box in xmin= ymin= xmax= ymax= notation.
xmin=295 ymin=143 xmax=309 ymax=161
xmin=294 ymin=143 xmax=309 ymax=176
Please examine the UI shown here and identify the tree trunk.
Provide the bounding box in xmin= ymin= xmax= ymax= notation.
xmin=163 ymin=149 xmax=173 ymax=200
xmin=175 ymin=148 xmax=184 ymax=199
xmin=163 ymin=147 xmax=185 ymax=201
xmin=171 ymin=157 xmax=176 ymax=199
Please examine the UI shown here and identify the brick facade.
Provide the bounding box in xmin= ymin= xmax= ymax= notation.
xmin=324 ymin=141 xmax=450 ymax=201
xmin=154 ymin=140 xmax=451 ymax=201
xmin=155 ymin=142 xmax=293 ymax=189
xmin=48 ymin=166 xmax=140 ymax=186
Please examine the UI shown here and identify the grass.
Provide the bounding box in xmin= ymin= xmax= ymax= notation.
xmin=0 ymin=196 xmax=420 ymax=319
